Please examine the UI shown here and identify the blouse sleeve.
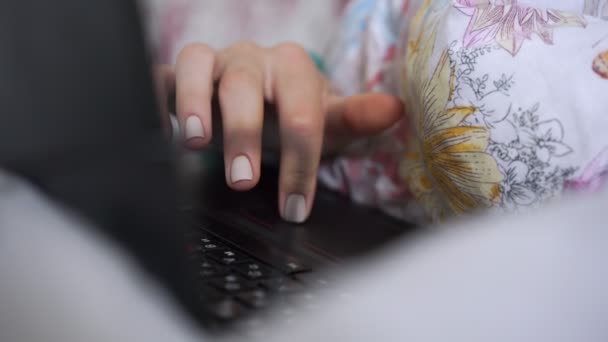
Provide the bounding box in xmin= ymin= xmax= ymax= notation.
xmin=319 ymin=0 xmax=423 ymax=222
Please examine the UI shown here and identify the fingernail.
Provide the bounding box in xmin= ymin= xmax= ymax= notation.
xmin=283 ymin=194 xmax=307 ymax=223
xmin=231 ymin=155 xmax=253 ymax=183
xmin=185 ymin=115 xmax=205 ymax=140
xmin=170 ymin=115 xmax=179 ymax=141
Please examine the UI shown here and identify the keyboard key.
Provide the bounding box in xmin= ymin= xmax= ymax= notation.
xmin=205 ymin=298 xmax=248 ymax=320
xmin=236 ymin=289 xmax=271 ymax=309
xmin=198 ymin=259 xmax=229 ymax=278
xmin=285 ymin=292 xmax=320 ymax=311
xmin=270 ymin=259 xmax=312 ymax=275
xmin=189 ymin=244 xmax=219 ymax=257
xmin=199 ymin=268 xmax=221 ymax=278
xmin=198 ymin=237 xmax=226 ymax=251
xmin=208 ymin=274 xmax=257 ymax=293
xmin=234 ymin=262 xmax=276 ymax=280
xmin=258 ymin=277 xmax=304 ymax=293
xmin=201 ymin=243 xmax=224 ymax=252
xmin=294 ymin=272 xmax=331 ymax=288
xmin=207 ymin=249 xmax=252 ymax=265
xmin=200 ymin=259 xmax=218 ymax=268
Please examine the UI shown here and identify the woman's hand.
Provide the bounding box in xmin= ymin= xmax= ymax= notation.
xmin=156 ymin=42 xmax=403 ymax=222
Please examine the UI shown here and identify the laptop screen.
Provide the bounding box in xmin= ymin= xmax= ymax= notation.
xmin=0 ymin=0 xmax=205 ymax=324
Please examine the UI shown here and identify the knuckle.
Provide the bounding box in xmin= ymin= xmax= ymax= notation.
xmin=177 ymin=42 xmax=215 ymax=63
xmin=283 ymin=115 xmax=320 ymax=140
xmin=272 ymin=42 xmax=310 ymax=64
xmin=229 ymin=41 xmax=260 ymax=54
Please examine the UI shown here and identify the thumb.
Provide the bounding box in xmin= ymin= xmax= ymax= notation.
xmin=325 ymin=93 xmax=404 ymax=147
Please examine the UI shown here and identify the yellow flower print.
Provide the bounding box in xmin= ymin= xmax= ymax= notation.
xmin=401 ymin=21 xmax=503 ymax=219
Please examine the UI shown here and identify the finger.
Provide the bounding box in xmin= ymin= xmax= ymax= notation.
xmin=175 ymin=43 xmax=215 ymax=149
xmin=324 ymin=93 xmax=404 ymax=150
xmin=153 ymin=64 xmax=175 ymax=138
xmin=272 ymin=43 xmax=325 ymax=223
xmin=326 ymin=93 xmax=404 ymax=136
xmin=217 ymin=45 xmax=265 ymax=191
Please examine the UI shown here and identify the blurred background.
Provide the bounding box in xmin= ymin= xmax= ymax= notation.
xmin=144 ymin=0 xmax=348 ymax=63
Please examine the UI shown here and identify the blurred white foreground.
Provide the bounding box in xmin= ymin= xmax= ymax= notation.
xmin=1 ymin=169 xmax=607 ymax=342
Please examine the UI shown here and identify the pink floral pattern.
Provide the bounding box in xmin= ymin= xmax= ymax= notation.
xmin=566 ymin=148 xmax=608 ymax=192
xmin=455 ymin=0 xmax=587 ymax=55
xmin=155 ymin=0 xmax=344 ymax=63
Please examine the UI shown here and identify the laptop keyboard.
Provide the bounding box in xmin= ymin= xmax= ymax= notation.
xmin=187 ymin=224 xmax=321 ymax=324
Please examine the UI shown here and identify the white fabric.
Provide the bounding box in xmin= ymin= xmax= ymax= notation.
xmin=322 ymin=0 xmax=608 ymax=222
xmin=0 ymin=170 xmax=204 ymax=342
xmin=1 ymin=169 xmax=607 ymax=341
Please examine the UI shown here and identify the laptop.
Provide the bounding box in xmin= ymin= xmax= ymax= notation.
xmin=0 ymin=0 xmax=415 ymax=332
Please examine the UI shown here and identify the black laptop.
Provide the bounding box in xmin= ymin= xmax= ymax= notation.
xmin=0 ymin=0 xmax=415 ymax=332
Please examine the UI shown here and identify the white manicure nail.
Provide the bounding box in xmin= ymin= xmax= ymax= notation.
xmin=283 ymin=194 xmax=307 ymax=223
xmin=185 ymin=116 xmax=205 ymax=139
xmin=231 ymin=155 xmax=253 ymax=183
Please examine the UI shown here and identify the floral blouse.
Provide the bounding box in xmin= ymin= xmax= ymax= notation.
xmin=320 ymin=0 xmax=608 ymax=223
